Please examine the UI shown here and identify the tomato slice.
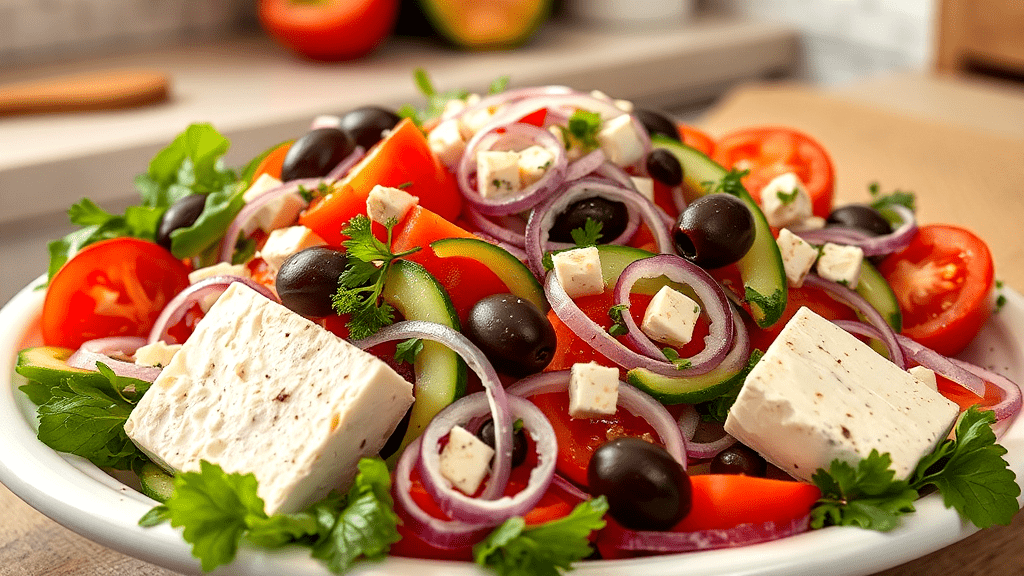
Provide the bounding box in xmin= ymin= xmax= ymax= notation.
xmin=676 ymin=124 xmax=715 ymax=157
xmin=878 ymin=224 xmax=995 ymax=357
xmin=41 ymin=238 xmax=191 ymax=349
xmin=746 ymin=284 xmax=860 ymax=353
xmin=713 ymin=127 xmax=835 ymax=218
xmin=250 ymin=141 xmax=292 ymax=184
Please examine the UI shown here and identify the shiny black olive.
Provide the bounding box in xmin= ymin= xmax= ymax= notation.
xmin=710 ymin=443 xmax=768 ymax=477
xmin=280 ymin=127 xmax=356 ymax=182
xmin=464 ymin=294 xmax=556 ymax=377
xmin=275 ymin=246 xmax=349 ymax=318
xmin=156 ymin=194 xmax=207 ymax=251
xmin=646 ymin=149 xmax=684 ymax=187
xmin=477 ymin=418 xmax=528 ymax=467
xmin=633 ymin=108 xmax=680 ymax=141
xmin=548 ymin=197 xmax=629 ymax=244
xmin=827 ymin=204 xmax=892 ymax=236
xmin=338 ymin=106 xmax=401 ymax=150
xmin=674 ymin=194 xmax=756 ymax=269
xmin=587 ymin=437 xmax=692 ymax=530
xmin=379 ymin=405 xmax=412 ymax=460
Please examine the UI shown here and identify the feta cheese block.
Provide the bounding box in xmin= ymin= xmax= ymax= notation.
xmin=724 ymin=307 xmax=959 ymax=482
xmin=242 ymin=173 xmax=306 ymax=235
xmin=816 ymin=242 xmax=864 ymax=288
xmin=569 ymin=361 xmax=619 ymax=418
xmin=439 ymin=425 xmax=495 ymax=495
xmin=428 ymin=118 xmax=466 ymax=167
xmin=597 ymin=114 xmax=644 ymax=167
xmin=366 ymin=185 xmax=419 ymax=226
xmin=776 ymin=228 xmax=819 ymax=288
xmin=552 ymin=246 xmax=604 ymax=299
xmin=517 ymin=145 xmax=555 ymax=188
xmin=259 ymin=225 xmax=327 ymax=273
xmin=630 ymin=176 xmax=655 ymax=203
xmin=760 ymin=172 xmax=812 ymax=229
xmin=641 ymin=285 xmax=701 ymax=348
xmin=477 ymin=150 xmax=522 ymax=199
xmin=124 ymin=282 xmax=414 ymax=515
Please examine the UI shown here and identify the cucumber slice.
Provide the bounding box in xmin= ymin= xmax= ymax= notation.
xmin=430 ymin=237 xmax=547 ymax=312
xmin=16 ymin=346 xmax=103 ymax=388
xmin=628 ymin=348 xmax=761 ymax=405
xmin=651 ymin=135 xmax=788 ymax=328
xmin=857 ymin=260 xmax=902 ymax=332
xmin=382 ymin=259 xmax=468 ymax=453
xmin=139 ymin=462 xmax=175 ymax=502
xmin=595 ymin=245 xmax=691 ymax=296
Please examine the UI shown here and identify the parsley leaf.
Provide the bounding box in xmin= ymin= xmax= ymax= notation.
xmin=661 ymin=347 xmax=691 ymax=370
xmin=810 ymin=450 xmax=918 ymax=531
xmin=776 ymin=189 xmax=799 ymax=204
xmin=570 ymin=218 xmax=603 ymax=247
xmin=394 ymin=338 xmax=424 ymax=365
xmin=560 ymin=110 xmax=603 ymax=152
xmin=868 ymin=182 xmax=916 ymax=224
xmin=703 ymin=168 xmax=749 ymax=197
xmin=474 ymin=496 xmax=608 ymax=576
xmin=696 ymin=349 xmax=763 ymax=423
xmin=607 ymin=303 xmax=629 ymax=337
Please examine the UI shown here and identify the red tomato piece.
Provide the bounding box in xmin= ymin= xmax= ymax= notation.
xmin=677 ymin=124 xmax=715 ymax=157
xmin=41 ymin=238 xmax=191 ymax=349
xmin=878 ymin=224 xmax=995 ymax=357
xmin=746 ymin=284 xmax=860 ymax=353
xmin=249 ymin=141 xmax=292 ymax=184
xmin=713 ymin=127 xmax=835 ymax=218
xmin=674 ymin=474 xmax=820 ymax=532
xmin=257 ymin=0 xmax=398 ymax=61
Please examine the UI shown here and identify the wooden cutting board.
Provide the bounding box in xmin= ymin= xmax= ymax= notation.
xmin=0 ymin=69 xmax=169 ymax=116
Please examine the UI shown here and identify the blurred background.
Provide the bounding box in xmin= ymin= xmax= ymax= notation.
xmin=1 ymin=0 xmax=1023 ymax=304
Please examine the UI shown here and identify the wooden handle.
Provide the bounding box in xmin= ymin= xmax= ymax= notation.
xmin=0 ymin=69 xmax=169 ymax=116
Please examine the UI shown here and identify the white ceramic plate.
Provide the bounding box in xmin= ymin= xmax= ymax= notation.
xmin=1 ymin=277 xmax=1022 ymax=576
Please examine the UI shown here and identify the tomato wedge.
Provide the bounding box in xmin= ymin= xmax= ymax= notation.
xmin=41 ymin=238 xmax=191 ymax=349
xmin=878 ymin=224 xmax=995 ymax=357
xmin=249 ymin=141 xmax=292 ymax=184
xmin=677 ymin=124 xmax=715 ymax=157
xmin=713 ymin=127 xmax=835 ymax=218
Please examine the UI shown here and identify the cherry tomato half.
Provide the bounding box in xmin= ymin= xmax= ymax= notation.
xmin=713 ymin=127 xmax=835 ymax=218
xmin=41 ymin=238 xmax=191 ymax=349
xmin=257 ymin=0 xmax=398 ymax=61
xmin=878 ymin=224 xmax=995 ymax=357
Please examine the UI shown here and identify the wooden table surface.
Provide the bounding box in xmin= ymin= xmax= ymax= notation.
xmin=3 ymin=76 xmax=1024 ymax=575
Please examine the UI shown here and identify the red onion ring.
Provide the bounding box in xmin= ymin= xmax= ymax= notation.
xmin=463 ymin=207 xmax=527 ymax=249
xmin=550 ymin=473 xmax=592 ymax=503
xmin=67 ymin=337 xmax=160 ymax=381
xmin=686 ymin=421 xmax=738 ymax=460
xmin=599 ymin=515 xmax=811 ymax=553
xmin=949 ymin=358 xmax=1023 ymax=424
xmin=216 ymin=178 xmax=317 ymax=263
xmin=593 ymin=161 xmax=638 ymax=190
xmin=147 ymin=276 xmax=277 ymax=345
xmin=565 ymin=149 xmax=608 ymax=181
xmin=508 ymin=370 xmax=688 ymax=469
xmin=439 ymin=86 xmax=577 ymax=123
xmin=677 ymin=404 xmax=699 ymax=442
xmin=613 ymin=254 xmax=735 ymax=373
xmin=795 ymin=205 xmax=917 ymax=257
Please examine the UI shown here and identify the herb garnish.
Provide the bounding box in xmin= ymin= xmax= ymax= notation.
xmin=570 ymin=218 xmax=604 ymax=247
xmin=608 ymin=303 xmax=629 ymax=336
xmin=558 ymin=110 xmax=603 ymax=152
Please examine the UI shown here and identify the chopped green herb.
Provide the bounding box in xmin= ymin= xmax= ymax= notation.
xmin=868 ymin=182 xmax=916 ymax=225
xmin=777 ymin=189 xmax=799 ymax=204
xmin=232 ymin=234 xmax=257 ymax=265
xmin=570 ymin=218 xmax=604 ymax=247
xmin=703 ymin=168 xmax=749 ymax=197
xmin=608 ymin=303 xmax=629 ymax=336
xmin=394 ymin=338 xmax=424 ymax=365
xmin=662 ymin=347 xmax=691 ymax=370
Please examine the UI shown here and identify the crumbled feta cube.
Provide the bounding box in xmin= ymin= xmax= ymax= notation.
xmin=760 ymin=173 xmax=813 ymax=229
xmin=790 ymin=215 xmax=827 ymax=231
xmin=188 ymin=262 xmax=250 ymax=285
xmin=124 ymin=283 xmax=414 ymax=515
xmin=552 ymin=247 xmax=604 ymax=299
xmin=366 ymin=185 xmax=419 ymax=226
xmin=477 ymin=150 xmax=522 ymax=199
xmin=260 ymin=226 xmax=327 ymax=273
xmin=776 ymin=228 xmax=819 ymax=288
xmin=817 ymin=243 xmax=864 ymax=288
xmin=614 ymin=99 xmax=634 ymax=113
xmin=439 ymin=425 xmax=494 ymax=495
xmin=641 ymin=286 xmax=701 ymax=348
xmin=134 ymin=341 xmax=182 ymax=368
xmin=242 ymin=173 xmax=306 ymax=235
xmin=443 ymin=98 xmax=468 ymax=117
xmin=724 ymin=307 xmax=959 ymax=482
xmin=569 ymin=362 xmax=619 ymax=418
xmin=630 ymin=176 xmax=655 ymax=202
xmin=597 ymin=114 xmax=644 ymax=167
xmin=517 ymin=145 xmax=555 ymax=188
xmin=908 ymin=366 xmax=938 ymax=391
xmin=461 ymin=105 xmax=494 ymax=139
xmin=428 ymin=119 xmax=466 ymax=167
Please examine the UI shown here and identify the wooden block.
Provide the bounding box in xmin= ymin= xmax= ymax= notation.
xmin=0 ymin=69 xmax=169 ymax=116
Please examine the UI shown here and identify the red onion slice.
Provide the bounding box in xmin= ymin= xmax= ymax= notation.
xmin=67 ymin=337 xmax=160 ymax=381
xmin=949 ymin=358 xmax=1023 ymax=424
xmin=550 ymin=473 xmax=592 ymax=503
xmin=593 ymin=161 xmax=637 ymax=190
xmin=507 ymin=370 xmax=688 ymax=469
xmin=613 ymin=254 xmax=735 ymax=373
xmin=147 ymin=276 xmax=277 ymax=345
xmin=686 ymin=421 xmax=737 ymax=460
xmin=217 ymin=177 xmax=318 ymax=263
xmin=565 ymin=149 xmax=607 ymax=181
xmin=438 ymin=85 xmax=577 ymax=123
xmin=600 ymin=515 xmax=811 ymax=553
xmin=795 ymin=205 xmax=917 ymax=257
xmin=463 ymin=207 xmax=527 ymax=249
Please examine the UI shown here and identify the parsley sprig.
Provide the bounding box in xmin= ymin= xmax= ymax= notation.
xmin=703 ymin=168 xmax=750 ymax=197
xmin=570 ymin=218 xmax=603 ymax=247
xmin=868 ymin=182 xmax=916 ymax=225
xmin=558 ymin=110 xmax=603 ymax=153
xmin=332 ymin=215 xmax=420 ymax=340
xmin=608 ymin=303 xmax=629 ymax=336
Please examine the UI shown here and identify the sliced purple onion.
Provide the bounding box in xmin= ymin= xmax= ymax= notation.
xmin=677 ymin=404 xmax=699 ymax=442
xmin=438 ymin=86 xmax=577 ymax=124
xmin=601 ymin=515 xmax=811 ymax=553
xmin=217 ymin=178 xmax=317 ymax=263
xmin=686 ymin=421 xmax=738 ymax=460
xmin=613 ymin=255 xmax=735 ymax=373
xmin=68 ymin=337 xmax=160 ymax=381
xmin=593 ymin=161 xmax=637 ymax=190
xmin=147 ymin=276 xmax=277 ymax=345
xmin=463 ymin=207 xmax=527 ymax=249
xmin=794 ymin=205 xmax=917 ymax=257
xmin=550 ymin=473 xmax=592 ymax=503
xmin=670 ymin=185 xmax=688 ymax=215
xmin=565 ymin=149 xmax=608 ymax=182
xmin=949 ymin=358 xmax=1022 ymax=424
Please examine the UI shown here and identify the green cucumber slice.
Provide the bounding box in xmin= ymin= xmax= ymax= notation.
xmin=856 ymin=260 xmax=902 ymax=332
xmin=382 ymin=259 xmax=468 ymax=453
xmin=651 ymin=135 xmax=788 ymax=328
xmin=139 ymin=462 xmax=175 ymax=502
xmin=430 ymin=237 xmax=547 ymax=312
xmin=16 ymin=346 xmax=104 ymax=388
xmin=628 ymin=348 xmax=761 ymax=405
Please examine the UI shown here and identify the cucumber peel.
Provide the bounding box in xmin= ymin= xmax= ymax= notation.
xmin=430 ymin=237 xmax=547 ymax=312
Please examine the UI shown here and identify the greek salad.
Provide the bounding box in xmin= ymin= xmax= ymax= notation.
xmin=13 ymin=71 xmax=1023 ymax=575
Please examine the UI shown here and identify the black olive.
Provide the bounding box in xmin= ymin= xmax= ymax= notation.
xmin=646 ymin=149 xmax=684 ymax=187
xmin=477 ymin=418 xmax=528 ymax=467
xmin=156 ymin=194 xmax=208 ymax=251
xmin=464 ymin=294 xmax=556 ymax=377
xmin=674 ymin=194 xmax=756 ymax=269
xmin=587 ymin=437 xmax=691 ymax=530
xmin=280 ymin=127 xmax=356 ymax=182
xmin=548 ymin=197 xmax=629 ymax=244
xmin=827 ymin=204 xmax=892 ymax=236
xmin=338 ymin=106 xmax=401 ymax=150
xmin=710 ymin=443 xmax=768 ymax=477
xmin=633 ymin=108 xmax=680 ymax=141
xmin=275 ymin=246 xmax=349 ymax=318
xmin=379 ymin=405 xmax=412 ymax=460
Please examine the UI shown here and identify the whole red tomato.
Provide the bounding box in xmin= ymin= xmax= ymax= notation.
xmin=257 ymin=0 xmax=399 ymax=61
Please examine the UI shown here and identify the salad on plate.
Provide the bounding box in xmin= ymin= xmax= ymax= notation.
xmin=10 ymin=71 xmax=1023 ymax=575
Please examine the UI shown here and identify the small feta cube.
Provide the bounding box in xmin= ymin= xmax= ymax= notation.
xmin=242 ymin=173 xmax=306 ymax=235
xmin=477 ymin=150 xmax=522 ymax=199
xmin=443 ymin=98 xmax=468 ymax=117
xmin=908 ymin=366 xmax=938 ymax=391
xmin=439 ymin=425 xmax=495 ymax=495
xmin=641 ymin=286 xmax=701 ymax=348
xmin=260 ymin=226 xmax=327 ymax=273
xmin=776 ymin=228 xmax=819 ymax=288
xmin=552 ymin=247 xmax=604 ymax=299
xmin=630 ymin=177 xmax=655 ymax=202
xmin=569 ymin=362 xmax=619 ymax=418
xmin=428 ymin=119 xmax=466 ymax=167
xmin=134 ymin=341 xmax=182 ymax=368
xmin=790 ymin=215 xmax=827 ymax=231
xmin=517 ymin=145 xmax=555 ymax=188
xmin=817 ymin=243 xmax=864 ymax=288
xmin=760 ymin=173 xmax=813 ymax=229
xmin=597 ymin=114 xmax=644 ymax=167
xmin=548 ymin=126 xmax=583 ymax=162
xmin=366 ymin=185 xmax=419 ymax=226
xmin=188 ymin=262 xmax=251 ymax=285
xmin=461 ymin=104 xmax=494 ymax=139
